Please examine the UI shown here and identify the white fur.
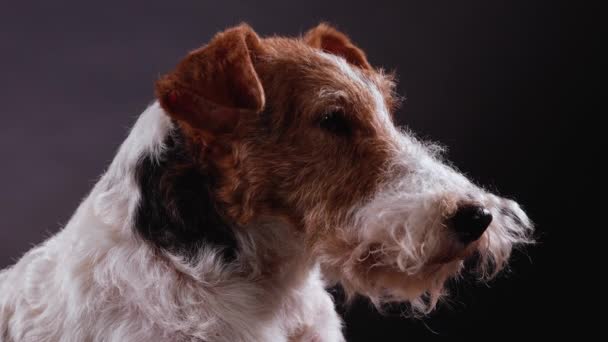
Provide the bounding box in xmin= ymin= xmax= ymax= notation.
xmin=0 ymin=104 xmax=344 ymax=342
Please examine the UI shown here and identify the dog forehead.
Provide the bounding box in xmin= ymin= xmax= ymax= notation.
xmin=259 ymin=38 xmax=393 ymax=122
xmin=311 ymin=52 xmax=395 ymax=128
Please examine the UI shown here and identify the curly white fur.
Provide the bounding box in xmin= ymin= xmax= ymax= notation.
xmin=0 ymin=104 xmax=344 ymax=342
xmin=321 ymin=77 xmax=534 ymax=313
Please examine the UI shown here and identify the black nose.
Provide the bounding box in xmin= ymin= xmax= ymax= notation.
xmin=449 ymin=205 xmax=493 ymax=244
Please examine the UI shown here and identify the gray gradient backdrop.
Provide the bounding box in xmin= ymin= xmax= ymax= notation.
xmin=1 ymin=0 xmax=571 ymax=339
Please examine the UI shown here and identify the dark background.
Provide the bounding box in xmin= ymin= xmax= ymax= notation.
xmin=0 ymin=0 xmax=576 ymax=339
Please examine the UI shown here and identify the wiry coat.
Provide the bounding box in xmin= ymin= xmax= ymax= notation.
xmin=0 ymin=24 xmax=532 ymax=342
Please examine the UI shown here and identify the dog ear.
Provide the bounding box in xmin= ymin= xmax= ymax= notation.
xmin=155 ymin=24 xmax=265 ymax=137
xmin=304 ymin=23 xmax=371 ymax=70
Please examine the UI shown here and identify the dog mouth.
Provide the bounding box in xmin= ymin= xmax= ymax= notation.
xmin=429 ymin=242 xmax=480 ymax=265
xmin=354 ymin=236 xmax=479 ymax=276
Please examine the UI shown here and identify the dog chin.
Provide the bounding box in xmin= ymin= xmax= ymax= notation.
xmin=334 ymin=259 xmax=462 ymax=314
xmin=335 ymin=236 xmax=510 ymax=314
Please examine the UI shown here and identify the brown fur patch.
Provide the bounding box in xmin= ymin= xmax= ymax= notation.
xmin=156 ymin=24 xmax=266 ymax=141
xmin=155 ymin=23 xmax=405 ymax=292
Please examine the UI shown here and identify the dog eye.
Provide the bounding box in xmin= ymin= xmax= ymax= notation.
xmin=318 ymin=110 xmax=350 ymax=135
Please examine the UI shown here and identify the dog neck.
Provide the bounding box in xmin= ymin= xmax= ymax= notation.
xmin=91 ymin=103 xmax=313 ymax=283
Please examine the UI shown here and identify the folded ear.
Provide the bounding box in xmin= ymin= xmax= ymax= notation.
xmin=304 ymin=23 xmax=371 ymax=70
xmin=156 ymin=24 xmax=265 ymax=136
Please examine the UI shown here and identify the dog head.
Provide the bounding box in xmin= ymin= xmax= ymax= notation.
xmin=155 ymin=23 xmax=533 ymax=313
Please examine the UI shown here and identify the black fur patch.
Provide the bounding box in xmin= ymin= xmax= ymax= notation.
xmin=134 ymin=128 xmax=237 ymax=261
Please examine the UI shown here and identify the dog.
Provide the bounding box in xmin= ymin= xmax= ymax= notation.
xmin=0 ymin=23 xmax=533 ymax=341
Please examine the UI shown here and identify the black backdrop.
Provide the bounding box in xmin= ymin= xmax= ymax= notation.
xmin=0 ymin=0 xmax=574 ymax=339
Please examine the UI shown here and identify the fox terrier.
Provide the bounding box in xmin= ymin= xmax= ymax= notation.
xmin=0 ymin=23 xmax=533 ymax=341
